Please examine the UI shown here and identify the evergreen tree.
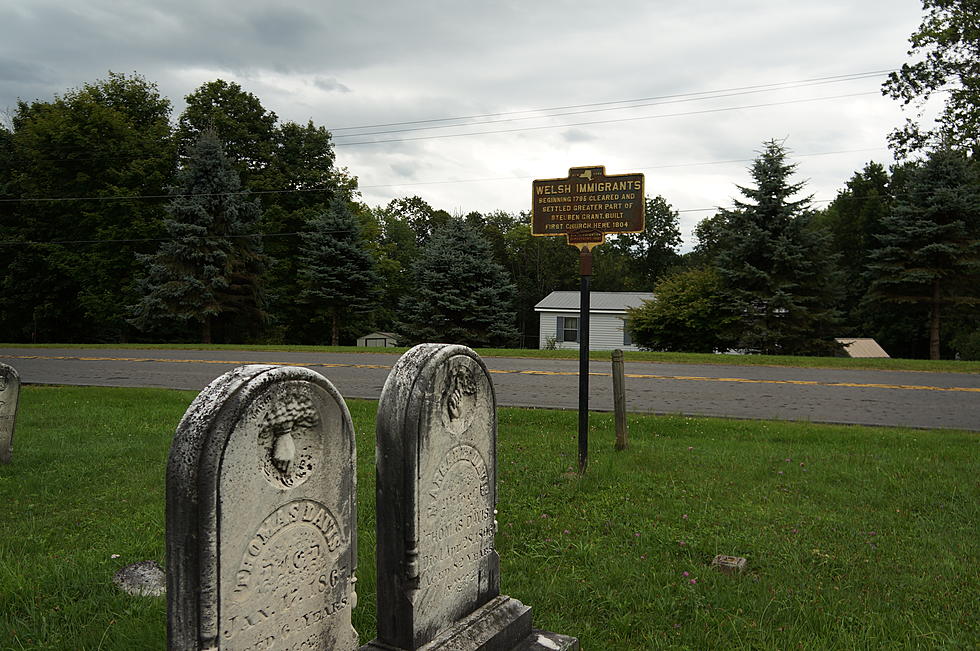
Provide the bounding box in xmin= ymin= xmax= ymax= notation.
xmin=866 ymin=147 xmax=980 ymax=359
xmin=296 ymin=200 xmax=382 ymax=346
xmin=812 ymin=162 xmax=893 ymax=333
xmin=397 ymin=219 xmax=519 ymax=347
xmin=130 ymin=131 xmax=265 ymax=343
xmin=713 ymin=140 xmax=841 ymax=355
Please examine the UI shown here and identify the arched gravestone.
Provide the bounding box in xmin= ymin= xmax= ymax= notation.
xmin=167 ymin=365 xmax=358 ymax=650
xmin=0 ymin=363 xmax=20 ymax=464
xmin=367 ymin=344 xmax=578 ymax=651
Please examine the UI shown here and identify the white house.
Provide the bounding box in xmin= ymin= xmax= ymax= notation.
xmin=534 ymin=291 xmax=654 ymax=351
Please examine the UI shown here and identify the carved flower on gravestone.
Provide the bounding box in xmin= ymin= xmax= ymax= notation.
xmin=257 ymin=387 xmax=320 ymax=489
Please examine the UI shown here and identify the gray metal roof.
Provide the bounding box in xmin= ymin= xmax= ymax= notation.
xmin=534 ymin=291 xmax=654 ymax=313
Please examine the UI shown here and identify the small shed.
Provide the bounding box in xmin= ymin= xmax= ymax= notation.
xmin=357 ymin=332 xmax=400 ymax=348
xmin=835 ymin=338 xmax=890 ymax=358
xmin=534 ymin=291 xmax=654 ymax=351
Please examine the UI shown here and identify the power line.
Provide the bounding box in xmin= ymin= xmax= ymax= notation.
xmin=331 ymin=74 xmax=889 ymax=138
xmin=0 ymin=192 xmax=925 ymax=247
xmin=328 ymin=69 xmax=894 ymax=132
xmin=0 ymin=147 xmax=889 ymax=203
xmin=363 ymin=147 xmax=888 ymax=188
xmin=0 ymin=230 xmax=353 ymax=247
xmin=333 ymin=91 xmax=883 ymax=146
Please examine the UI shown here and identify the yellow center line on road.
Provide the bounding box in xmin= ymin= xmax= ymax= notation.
xmin=2 ymin=354 xmax=979 ymax=393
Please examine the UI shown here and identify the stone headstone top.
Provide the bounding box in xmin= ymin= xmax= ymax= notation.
xmin=368 ymin=344 xmax=578 ymax=651
xmin=372 ymin=344 xmax=501 ymax=649
xmin=167 ymin=364 xmax=358 ymax=650
xmin=0 ymin=362 xmax=21 ymax=465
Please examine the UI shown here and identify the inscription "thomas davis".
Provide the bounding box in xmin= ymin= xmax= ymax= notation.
xmin=234 ymin=499 xmax=342 ymax=597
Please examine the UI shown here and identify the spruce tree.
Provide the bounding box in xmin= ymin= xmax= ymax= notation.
xmin=867 ymin=147 xmax=980 ymax=359
xmin=396 ymin=219 xmax=519 ymax=347
xmin=713 ymin=140 xmax=841 ymax=355
xmin=296 ymin=200 xmax=382 ymax=345
xmin=130 ymin=131 xmax=265 ymax=343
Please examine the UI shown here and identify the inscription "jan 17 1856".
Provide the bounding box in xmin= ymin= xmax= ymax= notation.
xmin=222 ymin=499 xmax=350 ymax=649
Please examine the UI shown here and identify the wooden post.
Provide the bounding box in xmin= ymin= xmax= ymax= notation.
xmin=612 ymin=349 xmax=628 ymax=450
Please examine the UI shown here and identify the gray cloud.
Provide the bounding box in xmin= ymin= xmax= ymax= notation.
xmin=0 ymin=0 xmax=924 ymax=250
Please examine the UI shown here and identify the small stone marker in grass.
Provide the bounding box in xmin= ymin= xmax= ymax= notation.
xmin=365 ymin=344 xmax=578 ymax=650
xmin=167 ymin=365 xmax=358 ymax=650
xmin=0 ymin=363 xmax=20 ymax=464
xmin=113 ymin=560 xmax=166 ymax=597
xmin=711 ymin=555 xmax=748 ymax=574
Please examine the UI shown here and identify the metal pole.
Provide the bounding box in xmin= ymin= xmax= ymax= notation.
xmin=578 ymin=247 xmax=592 ymax=474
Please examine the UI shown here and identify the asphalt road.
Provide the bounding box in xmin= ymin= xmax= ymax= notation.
xmin=2 ymin=347 xmax=978 ymax=431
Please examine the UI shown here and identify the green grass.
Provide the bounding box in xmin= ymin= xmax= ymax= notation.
xmin=2 ymin=342 xmax=978 ymax=374
xmin=1 ymin=386 xmax=977 ymax=649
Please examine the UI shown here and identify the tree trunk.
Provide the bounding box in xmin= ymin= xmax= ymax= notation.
xmin=930 ymin=278 xmax=941 ymax=360
xmin=331 ymin=314 xmax=339 ymax=347
xmin=202 ymin=316 xmax=212 ymax=345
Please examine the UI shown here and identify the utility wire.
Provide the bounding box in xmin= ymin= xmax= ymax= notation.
xmin=328 ymin=70 xmax=894 ymax=132
xmin=0 ymin=147 xmax=888 ymax=203
xmin=332 ymin=74 xmax=889 ymax=138
xmin=333 ymin=91 xmax=882 ymax=146
xmin=0 ymin=192 xmax=926 ymax=247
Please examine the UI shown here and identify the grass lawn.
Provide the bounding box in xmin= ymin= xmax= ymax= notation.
xmin=2 ymin=342 xmax=978 ymax=374
xmin=1 ymin=386 xmax=977 ymax=649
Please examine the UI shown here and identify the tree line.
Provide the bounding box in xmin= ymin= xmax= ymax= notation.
xmin=1 ymin=1 xmax=976 ymax=358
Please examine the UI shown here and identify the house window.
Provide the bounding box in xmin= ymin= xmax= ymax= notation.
xmin=622 ymin=319 xmax=632 ymax=346
xmin=556 ymin=316 xmax=579 ymax=343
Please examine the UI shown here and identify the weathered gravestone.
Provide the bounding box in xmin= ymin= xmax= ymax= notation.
xmin=167 ymin=365 xmax=358 ymax=650
xmin=365 ymin=344 xmax=578 ymax=650
xmin=0 ymin=363 xmax=20 ymax=464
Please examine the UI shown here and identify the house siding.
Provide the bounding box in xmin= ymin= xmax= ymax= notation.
xmin=538 ymin=311 xmax=640 ymax=351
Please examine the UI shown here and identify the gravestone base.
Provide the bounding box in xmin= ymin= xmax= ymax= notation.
xmin=362 ymin=595 xmax=578 ymax=651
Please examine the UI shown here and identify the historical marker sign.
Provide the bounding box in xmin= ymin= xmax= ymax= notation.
xmin=531 ymin=165 xmax=644 ymax=474
xmin=532 ymin=165 xmax=645 ymax=248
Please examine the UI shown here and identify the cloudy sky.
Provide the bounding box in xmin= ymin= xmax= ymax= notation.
xmin=1 ymin=1 xmax=930 ymax=249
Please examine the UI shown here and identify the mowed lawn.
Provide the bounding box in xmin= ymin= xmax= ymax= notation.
xmin=0 ymin=386 xmax=977 ymax=650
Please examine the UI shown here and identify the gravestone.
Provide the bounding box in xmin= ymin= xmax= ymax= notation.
xmin=0 ymin=363 xmax=20 ymax=464
xmin=366 ymin=344 xmax=578 ymax=650
xmin=167 ymin=365 xmax=358 ymax=650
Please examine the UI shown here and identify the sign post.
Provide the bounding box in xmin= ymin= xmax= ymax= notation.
xmin=531 ymin=166 xmax=645 ymax=473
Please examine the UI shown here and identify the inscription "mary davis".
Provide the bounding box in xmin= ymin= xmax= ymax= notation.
xmin=421 ymin=444 xmax=495 ymax=591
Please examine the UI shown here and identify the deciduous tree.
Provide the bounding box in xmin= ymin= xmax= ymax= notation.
xmin=627 ymin=267 xmax=736 ymax=352
xmin=882 ymin=0 xmax=980 ymax=157
xmin=0 ymin=72 xmax=175 ymax=342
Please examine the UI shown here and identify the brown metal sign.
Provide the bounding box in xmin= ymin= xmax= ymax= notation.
xmin=532 ymin=165 xmax=645 ymax=248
